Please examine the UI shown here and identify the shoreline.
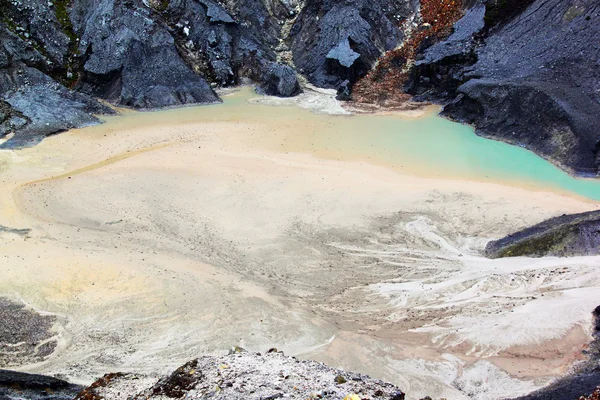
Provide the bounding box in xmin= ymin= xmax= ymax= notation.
xmin=101 ymin=87 xmax=600 ymax=205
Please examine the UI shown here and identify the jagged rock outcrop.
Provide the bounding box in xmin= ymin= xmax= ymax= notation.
xmin=70 ymin=0 xmax=301 ymax=107
xmin=0 ymin=11 xmax=113 ymax=148
xmin=74 ymin=351 xmax=407 ymax=400
xmin=70 ymin=0 xmax=221 ymax=108
xmin=407 ymin=0 xmax=600 ymax=175
xmin=289 ymin=0 xmax=418 ymax=89
xmin=485 ymin=210 xmax=600 ymax=258
xmin=0 ymin=0 xmax=305 ymax=146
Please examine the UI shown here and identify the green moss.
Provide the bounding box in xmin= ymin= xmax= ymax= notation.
xmin=495 ymin=227 xmax=577 ymax=258
xmin=563 ymin=6 xmax=585 ymax=22
xmin=149 ymin=0 xmax=170 ymax=12
xmin=53 ymin=0 xmax=80 ymax=86
xmin=0 ymin=10 xmax=48 ymax=58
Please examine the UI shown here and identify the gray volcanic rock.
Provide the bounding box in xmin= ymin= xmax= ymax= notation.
xmin=418 ymin=3 xmax=485 ymax=65
xmin=0 ymin=0 xmax=73 ymax=79
xmin=408 ymin=0 xmax=600 ymax=175
xmin=75 ymin=351 xmax=407 ymax=400
xmin=159 ymin=0 xmax=281 ymax=87
xmin=408 ymin=3 xmax=485 ymax=96
xmin=290 ymin=0 xmax=417 ymax=89
xmin=0 ymin=66 xmax=110 ymax=148
xmin=485 ymin=210 xmax=600 ymax=258
xmin=0 ymin=298 xmax=60 ymax=367
xmin=1 ymin=0 xmax=302 ymax=144
xmin=327 ymin=38 xmax=361 ymax=68
xmin=0 ymin=20 xmax=112 ymax=148
xmin=258 ymin=62 xmax=300 ymax=97
xmin=71 ymin=0 xmax=220 ymax=108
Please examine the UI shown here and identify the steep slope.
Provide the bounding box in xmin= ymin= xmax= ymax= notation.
xmin=0 ymin=0 xmax=419 ymax=147
xmin=73 ymin=351 xmax=407 ymax=400
xmin=289 ymin=0 xmax=418 ymax=88
xmin=407 ymin=0 xmax=600 ymax=175
xmin=0 ymin=370 xmax=82 ymax=400
xmin=485 ymin=210 xmax=600 ymax=258
xmin=69 ymin=0 xmax=221 ymax=108
xmin=0 ymin=13 xmax=113 ymax=148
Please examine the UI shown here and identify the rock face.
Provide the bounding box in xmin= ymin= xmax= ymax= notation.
xmin=258 ymin=62 xmax=301 ymax=97
xmin=485 ymin=210 xmax=600 ymax=258
xmin=74 ymin=351 xmax=406 ymax=400
xmin=407 ymin=0 xmax=600 ymax=175
xmin=70 ymin=0 xmax=221 ymax=108
xmin=0 ymin=14 xmax=113 ymax=148
xmin=289 ymin=0 xmax=417 ymax=89
xmin=0 ymin=0 xmax=307 ymax=146
xmin=1 ymin=0 xmax=598 ymax=176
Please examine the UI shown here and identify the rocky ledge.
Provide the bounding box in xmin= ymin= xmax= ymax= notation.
xmin=74 ymin=350 xmax=407 ymax=400
xmin=406 ymin=0 xmax=600 ymax=175
xmin=485 ymin=210 xmax=600 ymax=259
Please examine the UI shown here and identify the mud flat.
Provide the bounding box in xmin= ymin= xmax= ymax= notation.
xmin=0 ymin=88 xmax=599 ymax=400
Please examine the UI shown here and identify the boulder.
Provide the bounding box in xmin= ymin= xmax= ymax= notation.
xmin=407 ymin=0 xmax=600 ymax=175
xmin=485 ymin=210 xmax=600 ymax=258
xmin=258 ymin=62 xmax=300 ymax=97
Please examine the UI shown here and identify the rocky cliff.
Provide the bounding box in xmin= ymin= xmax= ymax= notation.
xmin=2 ymin=0 xmax=598 ymax=175
xmin=405 ymin=0 xmax=600 ymax=175
xmin=0 ymin=0 xmax=419 ymax=148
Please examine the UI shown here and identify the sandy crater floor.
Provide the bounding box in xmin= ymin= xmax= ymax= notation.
xmin=1 ymin=90 xmax=600 ymax=400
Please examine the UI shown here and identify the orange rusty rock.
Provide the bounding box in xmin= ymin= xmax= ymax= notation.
xmin=352 ymin=0 xmax=463 ymax=105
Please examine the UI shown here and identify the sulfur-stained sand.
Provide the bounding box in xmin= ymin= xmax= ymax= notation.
xmin=1 ymin=88 xmax=600 ymax=400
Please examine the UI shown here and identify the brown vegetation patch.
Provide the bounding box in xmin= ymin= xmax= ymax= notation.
xmin=75 ymin=373 xmax=127 ymax=400
xmin=352 ymin=0 xmax=463 ymax=105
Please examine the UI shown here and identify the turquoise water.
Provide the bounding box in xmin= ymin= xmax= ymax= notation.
xmin=102 ymin=87 xmax=600 ymax=202
xmin=225 ymin=91 xmax=600 ymax=202
xmin=304 ymin=113 xmax=600 ymax=201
